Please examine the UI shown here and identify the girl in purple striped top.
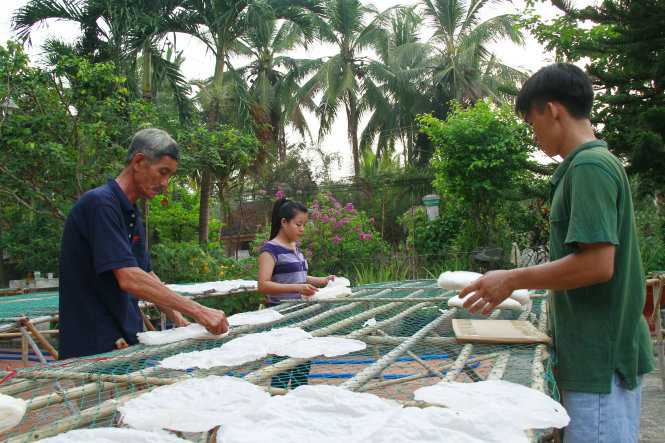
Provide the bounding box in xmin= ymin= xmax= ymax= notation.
xmin=257 ymin=198 xmax=335 ymax=389
xmin=258 ymin=198 xmax=335 ymax=305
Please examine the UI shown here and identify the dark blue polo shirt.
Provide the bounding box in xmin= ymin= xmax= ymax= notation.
xmin=59 ymin=178 xmax=151 ymax=359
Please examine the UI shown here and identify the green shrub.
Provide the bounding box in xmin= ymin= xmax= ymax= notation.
xmin=150 ymin=240 xmax=257 ymax=284
xmin=635 ymin=205 xmax=665 ymax=274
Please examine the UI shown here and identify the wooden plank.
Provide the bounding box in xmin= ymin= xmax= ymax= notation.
xmin=452 ymin=319 xmax=551 ymax=344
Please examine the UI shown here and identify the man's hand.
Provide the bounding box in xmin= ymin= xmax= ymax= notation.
xmin=168 ymin=311 xmax=191 ymax=328
xmin=195 ymin=306 xmax=229 ymax=335
xmin=458 ymin=270 xmax=514 ymax=315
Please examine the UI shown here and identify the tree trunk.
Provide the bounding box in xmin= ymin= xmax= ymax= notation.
xmin=346 ymin=92 xmax=360 ymax=180
xmin=199 ymin=169 xmax=212 ymax=246
xmin=198 ymin=54 xmax=225 ymax=246
xmin=142 ymin=48 xmax=152 ymax=102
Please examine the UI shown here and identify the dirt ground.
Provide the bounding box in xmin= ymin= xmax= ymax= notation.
xmin=639 ymin=362 xmax=665 ymax=443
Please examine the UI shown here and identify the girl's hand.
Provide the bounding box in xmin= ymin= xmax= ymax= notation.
xmin=297 ymin=284 xmax=319 ymax=296
xmin=326 ymin=275 xmax=336 ymax=283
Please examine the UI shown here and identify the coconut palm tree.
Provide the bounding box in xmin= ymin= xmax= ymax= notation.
xmin=235 ymin=18 xmax=319 ymax=161
xmin=180 ymin=0 xmax=323 ymax=245
xmin=293 ymin=0 xmax=386 ymax=180
xmin=360 ymin=5 xmax=433 ymax=165
xmin=422 ymin=0 xmax=526 ymax=106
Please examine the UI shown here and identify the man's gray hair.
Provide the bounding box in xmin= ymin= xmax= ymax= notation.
xmin=125 ymin=128 xmax=180 ymax=166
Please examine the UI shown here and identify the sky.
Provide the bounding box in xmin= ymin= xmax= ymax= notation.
xmin=0 ymin=0 xmax=598 ymax=177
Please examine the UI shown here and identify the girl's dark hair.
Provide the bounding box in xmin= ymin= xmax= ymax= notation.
xmin=270 ymin=198 xmax=308 ymax=239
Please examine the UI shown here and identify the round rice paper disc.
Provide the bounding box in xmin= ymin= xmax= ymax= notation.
xmin=35 ymin=428 xmax=183 ymax=442
xmin=118 ymin=376 xmax=269 ymax=433
xmin=414 ymin=379 xmax=569 ymax=430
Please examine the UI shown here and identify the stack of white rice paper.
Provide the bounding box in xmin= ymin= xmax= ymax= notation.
xmin=437 ymin=271 xmax=531 ymax=311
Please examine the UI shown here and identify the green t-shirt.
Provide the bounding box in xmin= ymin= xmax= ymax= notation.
xmin=548 ymin=140 xmax=654 ymax=393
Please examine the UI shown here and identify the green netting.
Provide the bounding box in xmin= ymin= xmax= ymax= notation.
xmin=0 ymin=291 xmax=59 ymax=322
xmin=0 ymin=280 xmax=556 ymax=442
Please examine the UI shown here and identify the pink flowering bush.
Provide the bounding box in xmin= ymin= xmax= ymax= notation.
xmin=251 ymin=192 xmax=388 ymax=276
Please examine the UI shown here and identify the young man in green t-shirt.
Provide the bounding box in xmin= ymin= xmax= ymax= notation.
xmin=459 ymin=63 xmax=653 ymax=443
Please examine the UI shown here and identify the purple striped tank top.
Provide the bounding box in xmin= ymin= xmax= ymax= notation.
xmin=260 ymin=240 xmax=309 ymax=304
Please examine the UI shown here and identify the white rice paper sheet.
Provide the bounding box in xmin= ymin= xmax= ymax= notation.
xmin=272 ymin=336 xmax=366 ymax=358
xmin=137 ymin=323 xmax=227 ymax=346
xmin=165 ymin=279 xmax=257 ymax=295
xmin=217 ymin=385 xmax=402 ymax=443
xmin=509 ymin=289 xmax=531 ymax=305
xmin=0 ymin=393 xmax=26 ymax=433
xmin=305 ymin=285 xmax=352 ymax=300
xmin=326 ymin=276 xmax=351 ymax=288
xmin=35 ymin=428 xmax=184 ymax=443
xmin=137 ymin=309 xmax=285 ymax=346
xmin=369 ymin=406 xmax=530 ymax=443
xmin=448 ymin=294 xmax=523 ymax=311
xmin=227 ymin=308 xmax=284 ymax=326
xmin=118 ymin=376 xmax=269 ymax=433
xmin=414 ymin=379 xmax=570 ymax=430
xmin=159 ymin=327 xmax=366 ymax=370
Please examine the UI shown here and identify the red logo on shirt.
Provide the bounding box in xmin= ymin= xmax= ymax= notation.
xmin=133 ymin=236 xmax=140 ymax=242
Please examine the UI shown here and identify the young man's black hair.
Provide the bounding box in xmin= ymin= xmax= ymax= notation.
xmin=515 ymin=62 xmax=594 ymax=120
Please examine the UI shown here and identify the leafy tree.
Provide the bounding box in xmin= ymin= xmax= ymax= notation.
xmin=0 ymin=42 xmax=152 ymax=220
xmin=0 ymin=42 xmax=157 ymax=276
xmin=523 ymin=0 xmax=665 ymax=200
xmin=13 ymin=0 xmax=193 ymax=117
xmin=418 ymin=99 xmax=535 ymax=244
xmin=176 ymin=123 xmax=262 ymax=245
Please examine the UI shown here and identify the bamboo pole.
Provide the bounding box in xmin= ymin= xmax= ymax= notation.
xmin=358 ymin=335 xmax=457 ymax=347
xmin=441 ymin=343 xmax=473 ymax=382
xmin=340 ymin=309 xmax=456 ymax=391
xmin=20 ymin=315 xmax=58 ymax=360
xmin=17 ymin=326 xmax=76 ymax=415
xmin=139 ymin=309 xmax=156 ymax=332
xmin=0 ymin=316 xmax=57 ymax=333
xmin=0 ymin=378 xmax=34 ymax=396
xmin=376 ymin=329 xmax=444 ymax=379
xmin=358 ymin=352 xmax=501 ymax=393
xmin=0 ymin=330 xmax=58 ymax=338
xmin=6 ymin=389 xmax=146 ymax=442
xmin=25 ymin=381 xmax=120 ymax=411
xmin=486 ymin=350 xmax=512 ymax=381
xmin=530 ymin=300 xmax=549 ymax=392
xmin=282 ymin=296 xmax=453 ymax=304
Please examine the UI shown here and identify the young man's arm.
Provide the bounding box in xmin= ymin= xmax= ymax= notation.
xmin=458 ymin=242 xmax=615 ymax=315
xmin=112 ymin=267 xmax=229 ymax=334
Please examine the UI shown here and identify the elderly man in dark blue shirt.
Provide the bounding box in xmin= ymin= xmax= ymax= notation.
xmin=59 ymin=128 xmax=229 ymax=359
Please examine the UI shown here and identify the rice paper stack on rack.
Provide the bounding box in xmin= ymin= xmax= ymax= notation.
xmin=438 ymin=271 xmax=532 ymax=311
